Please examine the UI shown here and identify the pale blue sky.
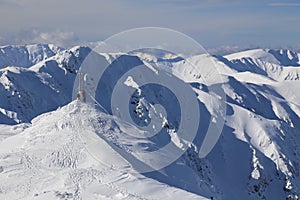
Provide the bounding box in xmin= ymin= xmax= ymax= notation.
xmin=0 ymin=0 xmax=299 ymax=49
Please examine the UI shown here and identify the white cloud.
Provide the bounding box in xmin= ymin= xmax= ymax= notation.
xmin=10 ymin=29 xmax=81 ymax=48
xmin=207 ymin=45 xmax=242 ymax=56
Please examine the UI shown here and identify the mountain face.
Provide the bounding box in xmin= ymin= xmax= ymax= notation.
xmin=0 ymin=45 xmax=91 ymax=124
xmin=0 ymin=44 xmax=63 ymax=69
xmin=0 ymin=45 xmax=299 ymax=200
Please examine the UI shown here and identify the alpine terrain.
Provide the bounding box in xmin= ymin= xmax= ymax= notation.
xmin=0 ymin=44 xmax=300 ymax=200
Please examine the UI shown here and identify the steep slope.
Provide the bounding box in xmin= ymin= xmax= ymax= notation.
xmin=134 ymin=50 xmax=300 ymax=199
xmin=0 ymin=45 xmax=300 ymax=199
xmin=111 ymin=49 xmax=300 ymax=199
xmin=268 ymin=49 xmax=300 ymax=66
xmin=0 ymin=101 xmax=206 ymax=200
xmin=208 ymin=51 xmax=300 ymax=199
xmin=224 ymin=48 xmax=300 ymax=66
xmin=0 ymin=46 xmax=90 ymax=124
xmin=0 ymin=44 xmax=63 ymax=69
xmin=223 ymin=49 xmax=300 ymax=81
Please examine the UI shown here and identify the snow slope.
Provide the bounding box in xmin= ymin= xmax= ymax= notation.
xmin=0 ymin=45 xmax=300 ymax=199
xmin=0 ymin=101 xmax=206 ymax=200
xmin=224 ymin=49 xmax=300 ymax=66
xmin=0 ymin=46 xmax=90 ymax=124
xmin=223 ymin=49 xmax=300 ymax=81
xmin=0 ymin=44 xmax=63 ymax=69
xmin=131 ymin=48 xmax=300 ymax=199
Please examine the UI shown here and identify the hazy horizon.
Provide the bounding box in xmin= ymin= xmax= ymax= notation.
xmin=0 ymin=0 xmax=299 ymax=51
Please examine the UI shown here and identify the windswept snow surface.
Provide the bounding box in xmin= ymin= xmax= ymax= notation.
xmin=0 ymin=45 xmax=300 ymax=199
xmin=0 ymin=102 xmax=206 ymax=200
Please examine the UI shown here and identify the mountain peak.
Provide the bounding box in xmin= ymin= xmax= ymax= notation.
xmin=225 ymin=48 xmax=300 ymax=66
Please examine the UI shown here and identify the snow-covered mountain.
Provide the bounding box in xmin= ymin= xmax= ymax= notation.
xmin=222 ymin=49 xmax=300 ymax=81
xmin=0 ymin=102 xmax=205 ymax=200
xmin=0 ymin=44 xmax=63 ymax=69
xmin=0 ymin=45 xmax=90 ymax=124
xmin=0 ymin=45 xmax=300 ymax=199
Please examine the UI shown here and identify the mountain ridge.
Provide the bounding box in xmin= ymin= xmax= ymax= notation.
xmin=0 ymin=44 xmax=299 ymax=199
